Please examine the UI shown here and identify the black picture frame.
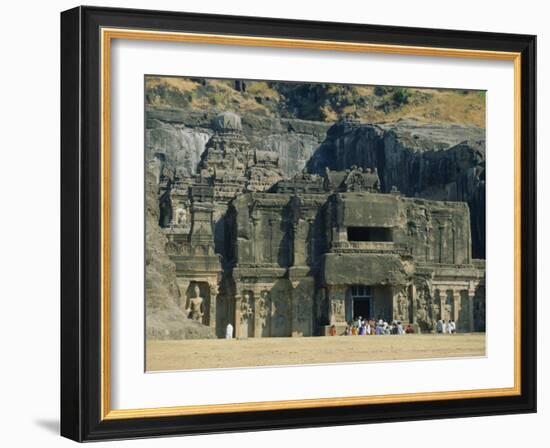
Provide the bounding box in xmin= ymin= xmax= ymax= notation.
xmin=61 ymin=5 xmax=536 ymax=442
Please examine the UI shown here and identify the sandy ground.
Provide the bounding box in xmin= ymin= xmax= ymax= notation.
xmin=146 ymin=333 xmax=485 ymax=371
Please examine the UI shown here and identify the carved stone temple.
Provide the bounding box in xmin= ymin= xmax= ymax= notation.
xmin=158 ymin=112 xmax=486 ymax=338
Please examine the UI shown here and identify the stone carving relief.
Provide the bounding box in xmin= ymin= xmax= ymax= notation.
xmin=406 ymin=206 xmax=431 ymax=261
xmin=255 ymin=290 xmax=271 ymax=337
xmin=239 ymin=292 xmax=254 ymax=323
xmin=238 ymin=291 xmax=255 ymax=338
xmin=393 ymin=286 xmax=409 ymax=322
xmin=330 ymin=299 xmax=345 ymax=323
xmin=187 ymin=285 xmax=205 ymax=322
xmin=414 ymin=278 xmax=435 ymax=331
xmin=175 ymin=206 xmax=187 ymax=225
xmin=342 ymin=165 xmax=381 ymax=192
xmin=256 ymin=291 xmax=269 ymax=318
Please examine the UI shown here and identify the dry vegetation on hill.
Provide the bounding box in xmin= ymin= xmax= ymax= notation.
xmin=145 ymin=76 xmax=485 ymax=128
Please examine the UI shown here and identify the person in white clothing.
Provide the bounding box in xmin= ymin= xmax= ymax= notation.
xmin=449 ymin=320 xmax=456 ymax=334
xmin=397 ymin=321 xmax=404 ymax=335
xmin=442 ymin=320 xmax=448 ymax=334
xmin=225 ymin=323 xmax=234 ymax=339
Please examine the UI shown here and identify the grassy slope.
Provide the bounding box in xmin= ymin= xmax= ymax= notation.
xmin=146 ymin=76 xmax=486 ymax=128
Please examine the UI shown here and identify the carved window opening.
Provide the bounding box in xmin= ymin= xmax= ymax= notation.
xmin=347 ymin=226 xmax=392 ymax=242
xmin=348 ymin=285 xmax=373 ymax=321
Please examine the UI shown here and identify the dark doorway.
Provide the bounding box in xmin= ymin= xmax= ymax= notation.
xmin=350 ymin=285 xmax=373 ymax=320
xmin=353 ymin=299 xmax=371 ymax=320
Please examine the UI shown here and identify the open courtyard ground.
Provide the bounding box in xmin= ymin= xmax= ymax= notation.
xmin=146 ymin=333 xmax=485 ymax=371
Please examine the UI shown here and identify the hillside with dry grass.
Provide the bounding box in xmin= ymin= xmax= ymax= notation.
xmin=146 ymin=76 xmax=485 ymax=128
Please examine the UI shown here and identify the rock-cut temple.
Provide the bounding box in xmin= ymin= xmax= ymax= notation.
xmin=154 ymin=112 xmax=486 ymax=338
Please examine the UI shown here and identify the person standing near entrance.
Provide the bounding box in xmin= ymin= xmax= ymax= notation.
xmin=396 ymin=321 xmax=404 ymax=335
xmin=368 ymin=318 xmax=376 ymax=335
xmin=225 ymin=322 xmax=234 ymax=339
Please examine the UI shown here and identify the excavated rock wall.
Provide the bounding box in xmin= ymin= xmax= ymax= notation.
xmin=306 ymin=121 xmax=486 ymax=258
xmin=146 ymin=107 xmax=331 ymax=180
xmin=145 ymin=166 xmax=215 ymax=340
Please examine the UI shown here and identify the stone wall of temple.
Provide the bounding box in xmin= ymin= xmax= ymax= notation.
xmin=150 ymin=112 xmax=486 ymax=338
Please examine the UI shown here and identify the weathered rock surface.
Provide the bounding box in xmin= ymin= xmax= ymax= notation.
xmin=306 ymin=120 xmax=486 ymax=258
xmin=146 ymin=117 xmax=211 ymax=178
xmin=146 ymin=107 xmax=331 ymax=180
xmin=145 ymin=166 xmax=216 ymax=340
xmin=147 ymin=107 xmax=486 ymax=258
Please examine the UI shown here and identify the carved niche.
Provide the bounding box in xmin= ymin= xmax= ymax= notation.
xmin=414 ymin=277 xmax=435 ymax=331
xmin=393 ymin=286 xmax=409 ymax=322
xmin=255 ymin=290 xmax=271 ymax=337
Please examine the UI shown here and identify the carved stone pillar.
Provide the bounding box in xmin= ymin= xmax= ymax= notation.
xmin=452 ymin=289 xmax=461 ymax=324
xmin=467 ymin=283 xmax=476 ymax=332
xmin=253 ymin=291 xmax=260 ymax=338
xmin=208 ymin=282 xmax=218 ymax=329
xmin=435 ymin=288 xmax=443 ymax=320
xmin=444 ymin=290 xmax=450 ymax=322
xmin=307 ymin=218 xmax=316 ymax=264
xmin=292 ymin=220 xmax=307 ymax=266
xmin=251 ymin=216 xmax=261 ymax=264
xmin=251 ymin=286 xmax=261 ymax=338
xmin=410 ymin=283 xmax=417 ymax=324
xmin=331 ymin=226 xmax=349 ymax=250
xmin=254 ymin=290 xmax=270 ymax=338
xmin=451 ymin=225 xmax=457 ymax=264
xmin=268 ymin=219 xmax=276 ymax=263
xmin=290 ymin=277 xmax=314 ymax=337
xmin=234 ymin=294 xmax=242 ymax=339
xmin=437 ymin=224 xmax=445 ymax=263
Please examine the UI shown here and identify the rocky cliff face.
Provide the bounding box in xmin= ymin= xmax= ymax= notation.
xmin=147 ymin=107 xmax=486 ymax=258
xmin=146 ymin=107 xmax=331 ymax=180
xmin=145 ymin=166 xmax=216 ymax=340
xmin=306 ymin=120 xmax=486 ymax=258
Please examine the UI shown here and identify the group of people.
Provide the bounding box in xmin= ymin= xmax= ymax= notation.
xmin=225 ymin=318 xmax=458 ymax=339
xmin=435 ymin=319 xmax=457 ymax=334
xmin=328 ymin=317 xmax=460 ymax=336
xmin=329 ymin=317 xmax=415 ymax=336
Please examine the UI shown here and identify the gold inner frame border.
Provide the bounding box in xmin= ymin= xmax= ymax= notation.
xmin=99 ymin=27 xmax=522 ymax=420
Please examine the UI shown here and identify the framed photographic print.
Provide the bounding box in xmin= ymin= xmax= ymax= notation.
xmin=60 ymin=6 xmax=536 ymax=442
